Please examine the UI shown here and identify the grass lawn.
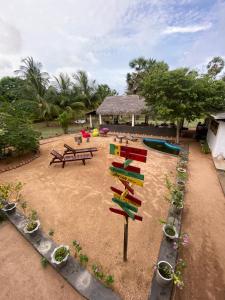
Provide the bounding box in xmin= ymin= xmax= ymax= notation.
xmin=33 ymin=122 xmax=85 ymax=139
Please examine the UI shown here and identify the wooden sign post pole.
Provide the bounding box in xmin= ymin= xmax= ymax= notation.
xmin=109 ymin=144 xmax=147 ymax=262
xmin=123 ymin=215 xmax=129 ymax=262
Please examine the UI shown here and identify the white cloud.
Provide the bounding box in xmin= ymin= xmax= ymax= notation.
xmin=163 ymin=23 xmax=212 ymax=34
xmin=0 ymin=0 xmax=224 ymax=92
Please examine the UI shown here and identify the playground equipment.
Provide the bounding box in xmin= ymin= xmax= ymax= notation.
xmin=92 ymin=128 xmax=99 ymax=137
xmin=109 ymin=144 xmax=147 ymax=261
xmin=143 ymin=138 xmax=181 ymax=155
xmin=100 ymin=127 xmax=109 ymax=137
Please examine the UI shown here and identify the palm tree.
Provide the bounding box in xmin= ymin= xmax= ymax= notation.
xmin=73 ymin=70 xmax=97 ymax=109
xmin=54 ymin=73 xmax=72 ymax=95
xmin=53 ymin=72 xmax=84 ymax=112
xmin=15 ymin=56 xmax=49 ymax=97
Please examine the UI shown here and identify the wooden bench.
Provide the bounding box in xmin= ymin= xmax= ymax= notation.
xmin=49 ymin=150 xmax=92 ymax=168
xmin=63 ymin=144 xmax=98 ymax=157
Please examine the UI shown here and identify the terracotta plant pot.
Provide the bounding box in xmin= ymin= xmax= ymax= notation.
xmin=156 ymin=261 xmax=173 ymax=286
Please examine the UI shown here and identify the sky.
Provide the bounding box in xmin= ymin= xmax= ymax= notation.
xmin=0 ymin=0 xmax=225 ymax=93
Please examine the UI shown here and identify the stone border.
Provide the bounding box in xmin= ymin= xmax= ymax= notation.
xmin=0 ymin=151 xmax=40 ymax=174
xmin=148 ymin=145 xmax=189 ymax=300
xmin=4 ymin=210 xmax=121 ymax=300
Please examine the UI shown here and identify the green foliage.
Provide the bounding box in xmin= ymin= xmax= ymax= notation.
xmin=58 ymin=111 xmax=72 ymax=134
xmin=0 ymin=77 xmax=28 ymax=102
xmin=26 ymin=209 xmax=38 ymax=231
xmin=79 ymin=253 xmax=89 ymax=265
xmin=105 ymin=275 xmax=114 ymax=286
xmin=141 ymin=64 xmax=225 ymax=143
xmin=0 ymin=102 xmax=40 ymax=158
xmin=200 ymin=140 xmax=211 ymax=154
xmin=127 ymin=57 xmax=168 ymax=94
xmin=54 ymin=246 xmax=70 ymax=262
xmin=165 ymin=177 xmax=184 ymax=208
xmin=72 ymin=240 xmax=82 ymax=255
xmin=0 ymin=182 xmax=23 ymax=202
xmin=41 ymin=257 xmax=49 ymax=268
xmin=92 ymin=264 xmax=105 ymax=280
xmin=48 ymin=229 xmax=54 ymax=236
xmin=207 ymin=56 xmax=225 ymax=78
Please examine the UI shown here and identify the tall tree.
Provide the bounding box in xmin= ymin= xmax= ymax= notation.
xmin=126 ymin=57 xmax=168 ymax=94
xmin=207 ymin=56 xmax=225 ymax=78
xmin=141 ymin=67 xmax=225 ymax=143
xmin=73 ymin=70 xmax=97 ymax=109
xmin=15 ymin=56 xmax=49 ymax=97
xmin=95 ymin=84 xmax=117 ymax=105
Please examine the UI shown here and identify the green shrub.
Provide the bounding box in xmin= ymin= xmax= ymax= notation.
xmin=0 ymin=109 xmax=40 ymax=158
xmin=58 ymin=111 xmax=71 ymax=134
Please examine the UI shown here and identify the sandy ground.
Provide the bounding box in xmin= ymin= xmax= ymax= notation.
xmin=0 ymin=135 xmax=177 ymax=300
xmin=174 ymin=142 xmax=225 ymax=300
xmin=0 ymin=221 xmax=83 ymax=300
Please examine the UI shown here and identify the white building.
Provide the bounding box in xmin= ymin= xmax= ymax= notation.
xmin=207 ymin=112 xmax=225 ymax=158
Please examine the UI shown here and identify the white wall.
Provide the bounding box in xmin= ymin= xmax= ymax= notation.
xmin=207 ymin=120 xmax=225 ymax=157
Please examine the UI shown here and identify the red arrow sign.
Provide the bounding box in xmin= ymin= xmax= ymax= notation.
xmin=110 ymin=187 xmax=142 ymax=206
xmin=109 ymin=207 xmax=143 ymax=221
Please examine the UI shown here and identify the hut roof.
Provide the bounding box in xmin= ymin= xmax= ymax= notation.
xmin=96 ymin=95 xmax=147 ymax=115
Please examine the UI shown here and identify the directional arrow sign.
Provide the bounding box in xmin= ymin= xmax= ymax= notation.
xmin=109 ymin=207 xmax=143 ymax=222
xmin=111 ymin=186 xmax=142 ymax=207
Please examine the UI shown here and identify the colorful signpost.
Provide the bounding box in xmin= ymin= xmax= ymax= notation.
xmin=109 ymin=143 xmax=147 ymax=261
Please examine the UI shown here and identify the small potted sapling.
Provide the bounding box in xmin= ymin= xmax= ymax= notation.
xmin=0 ymin=182 xmax=23 ymax=214
xmin=155 ymin=261 xmax=174 ymax=286
xmin=155 ymin=259 xmax=186 ymax=288
xmin=171 ymin=188 xmax=184 ymax=214
xmin=24 ymin=210 xmax=40 ymax=235
xmin=159 ymin=218 xmax=178 ymax=240
xmin=165 ymin=177 xmax=184 ymax=214
xmin=51 ymin=245 xmax=70 ymax=267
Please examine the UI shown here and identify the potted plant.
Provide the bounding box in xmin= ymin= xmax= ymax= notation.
xmin=2 ymin=202 xmax=17 ymax=214
xmin=171 ymin=188 xmax=184 ymax=214
xmin=155 ymin=259 xmax=186 ymax=288
xmin=160 ymin=218 xmax=178 ymax=240
xmin=177 ymin=167 xmax=186 ymax=174
xmin=0 ymin=182 xmax=23 ymax=214
xmin=24 ymin=210 xmax=40 ymax=235
xmin=51 ymin=245 xmax=70 ymax=267
xmin=165 ymin=177 xmax=184 ymax=214
xmin=155 ymin=261 xmax=173 ymax=286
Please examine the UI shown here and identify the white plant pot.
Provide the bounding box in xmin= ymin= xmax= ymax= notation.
xmin=177 ymin=167 xmax=186 ymax=173
xmin=163 ymin=224 xmax=178 ymax=240
xmin=24 ymin=220 xmax=41 ymax=234
xmin=2 ymin=202 xmax=17 ymax=214
xmin=156 ymin=261 xmax=173 ymax=286
xmin=51 ymin=245 xmax=70 ymax=267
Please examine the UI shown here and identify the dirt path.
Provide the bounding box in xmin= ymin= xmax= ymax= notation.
xmin=174 ymin=142 xmax=225 ymax=300
xmin=0 ymin=222 xmax=83 ymax=300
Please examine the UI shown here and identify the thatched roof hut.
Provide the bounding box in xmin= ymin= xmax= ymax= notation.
xmin=96 ymin=95 xmax=147 ymax=116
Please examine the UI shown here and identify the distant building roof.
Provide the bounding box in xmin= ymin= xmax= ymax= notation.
xmin=96 ymin=95 xmax=147 ymax=115
xmin=211 ymin=112 xmax=225 ymax=120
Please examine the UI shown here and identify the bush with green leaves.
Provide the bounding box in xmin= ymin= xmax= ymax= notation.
xmin=0 ymin=103 xmax=40 ymax=158
xmin=57 ymin=111 xmax=72 ymax=134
